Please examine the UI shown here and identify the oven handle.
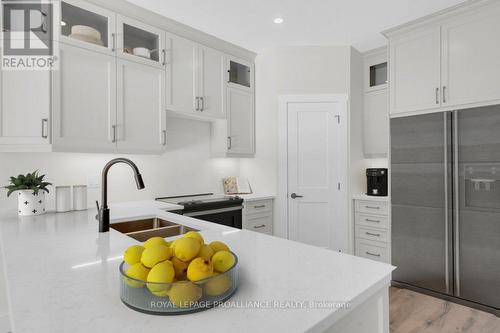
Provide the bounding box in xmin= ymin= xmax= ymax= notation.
xmin=184 ymin=206 xmax=243 ymax=217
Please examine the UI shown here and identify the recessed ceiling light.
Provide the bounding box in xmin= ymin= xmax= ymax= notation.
xmin=273 ymin=17 xmax=284 ymax=24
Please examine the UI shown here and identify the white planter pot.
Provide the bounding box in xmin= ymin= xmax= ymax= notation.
xmin=17 ymin=190 xmax=46 ymax=216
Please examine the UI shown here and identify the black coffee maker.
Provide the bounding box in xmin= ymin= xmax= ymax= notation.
xmin=366 ymin=168 xmax=388 ymax=196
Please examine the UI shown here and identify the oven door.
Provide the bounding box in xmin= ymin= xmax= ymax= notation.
xmin=184 ymin=206 xmax=242 ymax=229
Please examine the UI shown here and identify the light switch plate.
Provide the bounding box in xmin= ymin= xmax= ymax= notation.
xmin=87 ymin=175 xmax=100 ymax=189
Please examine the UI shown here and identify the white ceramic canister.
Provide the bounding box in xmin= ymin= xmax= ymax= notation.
xmin=73 ymin=185 xmax=88 ymax=211
xmin=56 ymin=186 xmax=72 ymax=212
xmin=17 ymin=190 xmax=46 ymax=216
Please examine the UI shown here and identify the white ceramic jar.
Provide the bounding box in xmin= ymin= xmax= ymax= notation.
xmin=73 ymin=185 xmax=87 ymax=211
xmin=17 ymin=190 xmax=46 ymax=216
xmin=56 ymin=186 xmax=72 ymax=212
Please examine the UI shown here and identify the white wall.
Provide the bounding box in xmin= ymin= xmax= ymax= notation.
xmin=239 ymin=46 xmax=354 ymax=238
xmin=0 ymin=117 xmax=240 ymax=214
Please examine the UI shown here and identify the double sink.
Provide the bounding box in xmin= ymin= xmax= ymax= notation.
xmin=111 ymin=218 xmax=198 ymax=242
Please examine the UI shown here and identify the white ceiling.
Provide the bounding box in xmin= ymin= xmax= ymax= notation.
xmin=127 ymin=0 xmax=467 ymax=52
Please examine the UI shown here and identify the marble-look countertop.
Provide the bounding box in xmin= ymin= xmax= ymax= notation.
xmin=352 ymin=194 xmax=390 ymax=202
xmin=0 ymin=200 xmax=393 ymax=333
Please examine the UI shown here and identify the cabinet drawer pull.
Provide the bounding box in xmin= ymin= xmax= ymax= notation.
xmin=195 ymin=97 xmax=200 ymax=111
xmin=253 ymin=224 xmax=266 ymax=229
xmin=365 ymin=205 xmax=380 ymax=210
xmin=366 ymin=251 xmax=381 ymax=257
xmin=435 ymin=87 xmax=440 ymax=104
xmin=111 ymin=33 xmax=116 ymax=52
xmin=365 ymin=232 xmax=381 ymax=237
xmin=200 ymin=97 xmax=205 ymax=111
xmin=112 ymin=125 xmax=117 ymax=143
xmin=442 ymin=86 xmax=447 ymax=103
xmin=227 ymin=136 xmax=232 ymax=150
xmin=161 ymin=49 xmax=166 ymax=66
xmin=365 ymin=218 xmax=380 ymax=223
xmin=253 ymin=205 xmax=266 ymax=209
xmin=162 ymin=130 xmax=167 ymax=146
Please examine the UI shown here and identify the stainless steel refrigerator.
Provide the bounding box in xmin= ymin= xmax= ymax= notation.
xmin=391 ymin=105 xmax=500 ymax=314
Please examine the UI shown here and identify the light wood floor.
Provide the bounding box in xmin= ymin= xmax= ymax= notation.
xmin=390 ymin=287 xmax=500 ymax=333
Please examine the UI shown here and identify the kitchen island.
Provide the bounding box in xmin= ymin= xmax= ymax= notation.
xmin=0 ymin=201 xmax=394 ymax=333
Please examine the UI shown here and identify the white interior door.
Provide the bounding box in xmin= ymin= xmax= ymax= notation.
xmin=287 ymin=98 xmax=348 ymax=252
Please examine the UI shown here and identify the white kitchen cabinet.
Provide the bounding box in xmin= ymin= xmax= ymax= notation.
xmin=116 ymin=59 xmax=166 ymax=153
xmin=60 ymin=0 xmax=116 ymax=55
xmin=165 ymin=33 xmax=197 ymax=116
xmin=52 ymin=43 xmax=117 ymax=152
xmin=364 ymin=89 xmax=388 ymax=157
xmin=197 ymin=45 xmax=226 ymax=119
xmin=243 ymin=199 xmax=274 ymax=235
xmin=389 ymin=26 xmax=442 ymax=116
xmin=116 ymin=14 xmax=166 ymax=69
xmin=227 ymin=86 xmax=255 ymax=155
xmin=166 ymin=33 xmax=226 ymax=120
xmin=0 ymin=69 xmax=51 ymax=150
xmin=441 ymin=5 xmax=500 ymax=108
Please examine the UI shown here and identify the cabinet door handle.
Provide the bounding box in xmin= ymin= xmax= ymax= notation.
xmin=111 ymin=33 xmax=116 ymax=52
xmin=195 ymin=97 xmax=200 ymax=111
xmin=162 ymin=49 xmax=166 ymax=66
xmin=162 ymin=130 xmax=167 ymax=146
xmin=227 ymin=136 xmax=232 ymax=150
xmin=253 ymin=224 xmax=266 ymax=229
xmin=435 ymin=87 xmax=440 ymax=104
xmin=200 ymin=97 xmax=204 ymax=111
xmin=366 ymin=251 xmax=381 ymax=258
xmin=41 ymin=118 xmax=49 ymax=138
xmin=253 ymin=205 xmax=266 ymax=209
xmin=442 ymin=86 xmax=447 ymax=103
xmin=365 ymin=219 xmax=380 ymax=223
xmin=112 ymin=125 xmax=117 ymax=143
xmin=365 ymin=232 xmax=381 ymax=237
xmin=365 ymin=205 xmax=380 ymax=210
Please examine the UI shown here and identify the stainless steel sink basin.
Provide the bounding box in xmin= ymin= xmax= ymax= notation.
xmin=111 ymin=218 xmax=198 ymax=242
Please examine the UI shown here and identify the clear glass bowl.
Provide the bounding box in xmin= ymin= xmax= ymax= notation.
xmin=119 ymin=253 xmax=238 ymax=315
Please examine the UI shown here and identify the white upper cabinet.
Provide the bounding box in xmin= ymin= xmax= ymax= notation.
xmin=197 ymin=45 xmax=226 ymax=119
xmin=116 ymin=15 xmax=166 ymax=69
xmin=165 ymin=33 xmax=197 ymax=116
xmin=441 ymin=5 xmax=500 ymax=108
xmin=389 ymin=26 xmax=442 ymax=116
xmin=0 ymin=70 xmax=51 ymax=149
xmin=226 ymin=86 xmax=255 ymax=155
xmin=52 ymin=43 xmax=117 ymax=152
xmin=116 ymin=59 xmax=166 ymax=153
xmin=60 ymin=0 xmax=115 ymax=55
xmin=227 ymin=57 xmax=254 ymax=92
xmin=364 ymin=89 xmax=388 ymax=157
xmin=387 ymin=1 xmax=500 ymax=116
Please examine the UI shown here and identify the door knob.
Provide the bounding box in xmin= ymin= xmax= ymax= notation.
xmin=290 ymin=193 xmax=303 ymax=199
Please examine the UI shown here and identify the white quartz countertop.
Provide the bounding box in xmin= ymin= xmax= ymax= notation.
xmin=0 ymin=200 xmax=393 ymax=333
xmin=352 ymin=194 xmax=390 ymax=202
xmin=233 ymin=194 xmax=276 ymax=201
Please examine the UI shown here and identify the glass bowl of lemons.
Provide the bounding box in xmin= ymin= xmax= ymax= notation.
xmin=119 ymin=232 xmax=239 ymax=314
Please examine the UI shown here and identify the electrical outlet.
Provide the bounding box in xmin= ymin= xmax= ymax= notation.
xmin=87 ymin=175 xmax=100 ymax=189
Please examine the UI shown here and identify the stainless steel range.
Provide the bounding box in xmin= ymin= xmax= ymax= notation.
xmin=156 ymin=193 xmax=243 ymax=229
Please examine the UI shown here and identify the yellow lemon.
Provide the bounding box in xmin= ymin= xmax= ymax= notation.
xmin=209 ymin=241 xmax=230 ymax=254
xmin=212 ymin=250 xmax=235 ymax=273
xmin=167 ymin=282 xmax=202 ymax=308
xmin=123 ymin=245 xmax=144 ymax=265
xmin=183 ymin=231 xmax=204 ymax=245
xmin=174 ymin=237 xmax=201 ymax=262
xmin=197 ymin=244 xmax=214 ymax=260
xmin=187 ymin=257 xmax=214 ymax=281
xmin=147 ymin=260 xmax=175 ymax=294
xmin=141 ymin=244 xmax=172 ymax=268
xmin=204 ymin=273 xmax=233 ymax=296
xmin=171 ymin=256 xmax=189 ymax=281
xmin=125 ymin=263 xmax=150 ymax=288
xmin=144 ymin=237 xmax=168 ymax=248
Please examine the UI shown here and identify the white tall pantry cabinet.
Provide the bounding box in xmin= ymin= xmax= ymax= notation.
xmin=387 ymin=0 xmax=500 ymax=117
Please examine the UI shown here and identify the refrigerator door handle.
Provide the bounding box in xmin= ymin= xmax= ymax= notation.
xmin=443 ymin=112 xmax=450 ymax=294
xmin=453 ymin=110 xmax=460 ymax=296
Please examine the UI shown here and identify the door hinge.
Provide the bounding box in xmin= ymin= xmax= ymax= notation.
xmin=334 ymin=115 xmax=340 ymax=124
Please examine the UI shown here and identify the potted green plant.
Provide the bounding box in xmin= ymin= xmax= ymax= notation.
xmin=4 ymin=171 xmax=52 ymax=216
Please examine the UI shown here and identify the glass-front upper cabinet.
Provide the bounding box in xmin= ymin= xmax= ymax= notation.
xmin=116 ymin=15 xmax=166 ymax=68
xmin=227 ymin=57 xmax=254 ymax=91
xmin=364 ymin=47 xmax=388 ymax=92
xmin=60 ymin=0 xmax=115 ymax=53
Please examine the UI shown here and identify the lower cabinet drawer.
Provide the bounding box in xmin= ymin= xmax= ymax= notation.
xmin=356 ymin=239 xmax=390 ymax=264
xmin=245 ymin=213 xmax=272 ymax=234
xmin=355 ymin=213 xmax=389 ymax=229
xmin=355 ymin=200 xmax=388 ymax=215
xmin=356 ymin=225 xmax=389 ymax=243
xmin=245 ymin=200 xmax=273 ymax=215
